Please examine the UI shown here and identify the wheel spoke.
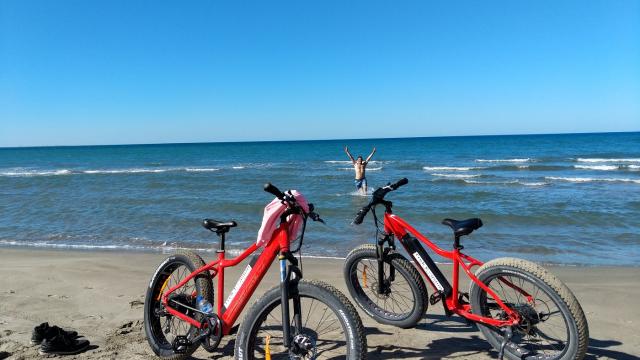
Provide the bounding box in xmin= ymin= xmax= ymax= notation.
xmin=249 ymin=294 xmax=351 ymax=359
xmin=479 ymin=272 xmax=571 ymax=359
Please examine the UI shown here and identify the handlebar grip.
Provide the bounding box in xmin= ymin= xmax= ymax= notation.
xmin=263 ymin=183 xmax=285 ymax=200
xmin=352 ymin=206 xmax=370 ymax=225
xmin=391 ymin=178 xmax=408 ymax=190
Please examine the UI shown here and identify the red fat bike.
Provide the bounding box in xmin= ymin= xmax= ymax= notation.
xmin=344 ymin=178 xmax=588 ymax=360
xmin=144 ymin=183 xmax=366 ymax=360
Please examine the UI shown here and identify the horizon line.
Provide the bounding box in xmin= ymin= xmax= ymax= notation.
xmin=1 ymin=130 xmax=638 ymax=150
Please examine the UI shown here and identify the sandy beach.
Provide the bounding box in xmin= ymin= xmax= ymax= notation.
xmin=0 ymin=248 xmax=638 ymax=360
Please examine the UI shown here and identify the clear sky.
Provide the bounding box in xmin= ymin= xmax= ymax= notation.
xmin=1 ymin=0 xmax=638 ymax=147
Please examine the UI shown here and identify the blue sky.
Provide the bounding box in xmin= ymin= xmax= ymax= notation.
xmin=1 ymin=0 xmax=638 ymax=147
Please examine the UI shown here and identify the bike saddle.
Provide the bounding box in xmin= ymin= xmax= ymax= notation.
xmin=441 ymin=218 xmax=483 ymax=237
xmin=202 ymin=219 xmax=237 ymax=232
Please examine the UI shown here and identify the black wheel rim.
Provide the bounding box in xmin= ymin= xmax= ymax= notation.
xmin=247 ymin=295 xmax=350 ymax=359
xmin=479 ymin=273 xmax=571 ymax=360
xmin=350 ymin=256 xmax=416 ymax=321
xmin=148 ymin=261 xmax=201 ymax=350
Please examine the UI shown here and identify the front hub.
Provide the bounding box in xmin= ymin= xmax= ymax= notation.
xmin=371 ymin=280 xmax=392 ymax=298
xmin=290 ymin=333 xmax=316 ymax=359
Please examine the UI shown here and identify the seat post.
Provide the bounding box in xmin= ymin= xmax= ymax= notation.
xmin=217 ymin=230 xmax=227 ymax=253
xmin=453 ymin=235 xmax=463 ymax=250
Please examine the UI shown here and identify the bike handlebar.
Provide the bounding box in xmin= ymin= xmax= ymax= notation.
xmin=391 ymin=177 xmax=409 ymax=189
xmin=352 ymin=178 xmax=409 ymax=225
xmin=263 ymin=183 xmax=325 ymax=224
xmin=352 ymin=206 xmax=370 ymax=225
xmin=263 ymin=182 xmax=285 ymax=200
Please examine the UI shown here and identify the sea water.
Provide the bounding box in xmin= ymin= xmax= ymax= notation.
xmin=1 ymin=132 xmax=638 ymax=266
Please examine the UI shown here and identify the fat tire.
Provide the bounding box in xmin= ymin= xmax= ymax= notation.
xmin=344 ymin=244 xmax=428 ymax=328
xmin=144 ymin=251 xmax=213 ymax=360
xmin=469 ymin=257 xmax=589 ymax=360
xmin=235 ymin=279 xmax=367 ymax=360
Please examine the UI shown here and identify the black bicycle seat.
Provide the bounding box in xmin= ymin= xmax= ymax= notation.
xmin=202 ymin=219 xmax=237 ymax=232
xmin=442 ymin=218 xmax=483 ymax=237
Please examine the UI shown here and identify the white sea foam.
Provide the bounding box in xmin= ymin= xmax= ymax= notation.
xmin=185 ymin=167 xmax=220 ymax=172
xmin=574 ymin=165 xmax=619 ymax=171
xmin=324 ymin=160 xmax=353 ymax=164
xmin=475 ymin=158 xmax=531 ymax=163
xmin=0 ymin=240 xmax=148 ymax=250
xmin=520 ymin=181 xmax=548 ymax=186
xmin=627 ymin=165 xmax=640 ymax=170
xmin=325 ymin=160 xmax=384 ymax=164
xmin=431 ymin=173 xmax=481 ymax=179
xmin=1 ymin=167 xmax=225 ymax=176
xmin=576 ymin=158 xmax=640 ymax=163
xmin=83 ymin=168 xmax=169 ymax=174
xmin=422 ymin=166 xmax=475 ymax=171
xmin=0 ymin=169 xmax=72 ymax=177
xmin=232 ymin=166 xmax=245 ymax=169
xmin=0 ymin=240 xmax=349 ymax=259
xmin=463 ymin=179 xmax=518 ymax=184
xmin=546 ymin=176 xmax=640 ymax=184
xmin=339 ymin=167 xmax=382 ymax=171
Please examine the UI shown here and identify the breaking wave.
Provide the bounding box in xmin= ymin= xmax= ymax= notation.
xmin=422 ymin=166 xmax=476 ymax=171
xmin=574 ymin=165 xmax=619 ymax=171
xmin=475 ymin=158 xmax=531 ymax=163
xmin=546 ymin=176 xmax=640 ymax=184
xmin=576 ymin=158 xmax=640 ymax=163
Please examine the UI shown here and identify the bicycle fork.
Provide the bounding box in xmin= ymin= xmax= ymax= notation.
xmin=375 ymin=234 xmax=395 ymax=295
xmin=278 ymin=253 xmax=304 ymax=353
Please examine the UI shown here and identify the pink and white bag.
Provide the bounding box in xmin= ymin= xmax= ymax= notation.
xmin=256 ymin=190 xmax=309 ymax=247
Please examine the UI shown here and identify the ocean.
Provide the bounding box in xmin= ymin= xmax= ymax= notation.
xmin=1 ymin=132 xmax=639 ymax=266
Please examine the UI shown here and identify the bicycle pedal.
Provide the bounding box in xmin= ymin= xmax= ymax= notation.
xmin=172 ymin=336 xmax=191 ymax=353
xmin=429 ymin=291 xmax=443 ymax=306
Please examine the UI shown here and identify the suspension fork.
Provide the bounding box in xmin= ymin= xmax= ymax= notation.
xmin=279 ymin=252 xmax=303 ymax=350
xmin=376 ymin=234 xmax=395 ymax=294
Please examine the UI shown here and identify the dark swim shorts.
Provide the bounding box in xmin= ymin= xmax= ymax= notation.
xmin=354 ymin=178 xmax=367 ymax=189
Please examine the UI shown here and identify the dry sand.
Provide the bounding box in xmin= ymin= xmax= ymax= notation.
xmin=0 ymin=248 xmax=638 ymax=359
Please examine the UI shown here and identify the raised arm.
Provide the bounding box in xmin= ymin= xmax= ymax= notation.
xmin=344 ymin=146 xmax=355 ymax=163
xmin=365 ymin=147 xmax=376 ymax=163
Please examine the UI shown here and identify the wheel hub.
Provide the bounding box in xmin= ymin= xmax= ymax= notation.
xmin=512 ymin=303 xmax=541 ymax=335
xmin=290 ymin=333 xmax=316 ymax=359
xmin=370 ymin=281 xmax=391 ymax=299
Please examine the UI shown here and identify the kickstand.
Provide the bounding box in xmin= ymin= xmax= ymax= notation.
xmin=498 ymin=326 xmax=513 ymax=360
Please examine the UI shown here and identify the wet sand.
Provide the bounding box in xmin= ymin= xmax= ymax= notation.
xmin=0 ymin=248 xmax=638 ymax=359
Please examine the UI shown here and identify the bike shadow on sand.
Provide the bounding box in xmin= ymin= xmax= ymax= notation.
xmin=365 ymin=314 xmax=640 ymax=360
xmin=365 ymin=314 xmax=499 ymax=359
xmin=184 ymin=318 xmax=639 ymax=359
xmin=585 ymin=338 xmax=640 ymax=360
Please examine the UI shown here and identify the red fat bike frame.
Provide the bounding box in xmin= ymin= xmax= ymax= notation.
xmin=384 ymin=212 xmax=528 ymax=328
xmin=160 ymin=221 xmax=293 ymax=335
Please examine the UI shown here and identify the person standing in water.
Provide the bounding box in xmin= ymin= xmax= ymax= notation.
xmin=344 ymin=146 xmax=376 ymax=195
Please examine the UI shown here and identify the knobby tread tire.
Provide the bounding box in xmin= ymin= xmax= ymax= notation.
xmin=235 ymin=279 xmax=367 ymax=360
xmin=470 ymin=257 xmax=589 ymax=360
xmin=144 ymin=251 xmax=213 ymax=360
xmin=344 ymin=244 xmax=428 ymax=328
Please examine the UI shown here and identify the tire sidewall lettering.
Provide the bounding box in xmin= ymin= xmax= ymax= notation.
xmin=149 ymin=256 xmax=176 ymax=289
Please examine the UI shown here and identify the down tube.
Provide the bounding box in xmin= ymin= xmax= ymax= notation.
xmin=401 ymin=234 xmax=453 ymax=297
xmin=220 ymin=240 xmax=280 ymax=334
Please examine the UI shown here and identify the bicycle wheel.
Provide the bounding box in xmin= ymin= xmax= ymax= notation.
xmin=144 ymin=251 xmax=213 ymax=359
xmin=343 ymin=244 xmax=428 ymax=328
xmin=235 ymin=280 xmax=367 ymax=360
xmin=469 ymin=257 xmax=589 ymax=360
